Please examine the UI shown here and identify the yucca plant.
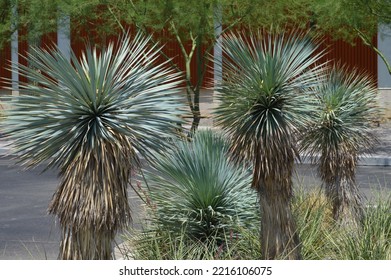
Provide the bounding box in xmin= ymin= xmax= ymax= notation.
xmin=300 ymin=66 xmax=379 ymax=226
xmin=144 ymin=130 xmax=259 ymax=245
xmin=214 ymin=31 xmax=324 ymax=259
xmin=1 ymin=33 xmax=186 ymax=259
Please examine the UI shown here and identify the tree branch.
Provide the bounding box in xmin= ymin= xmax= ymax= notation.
xmin=107 ymin=5 xmax=125 ymax=33
xmin=355 ymin=27 xmax=391 ymax=76
xmin=170 ymin=21 xmax=189 ymax=60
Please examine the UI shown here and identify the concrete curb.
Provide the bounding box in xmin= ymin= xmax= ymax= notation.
xmin=1 ymin=139 xmax=391 ymax=167
xmin=298 ymin=155 xmax=391 ymax=167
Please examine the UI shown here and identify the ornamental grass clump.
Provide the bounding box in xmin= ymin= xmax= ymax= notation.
xmin=123 ymin=188 xmax=391 ymax=260
xmin=328 ymin=193 xmax=391 ymax=260
xmin=1 ymin=33 xmax=187 ymax=259
xmin=292 ymin=188 xmax=335 ymax=260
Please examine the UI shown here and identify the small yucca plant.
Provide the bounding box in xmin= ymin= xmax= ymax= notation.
xmin=300 ymin=66 xmax=379 ymax=226
xmin=144 ymin=130 xmax=259 ymax=245
xmin=1 ymin=33 xmax=187 ymax=259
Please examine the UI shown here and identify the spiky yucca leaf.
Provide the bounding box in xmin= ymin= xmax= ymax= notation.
xmin=214 ymin=31 xmax=324 ymax=259
xmin=0 ymin=101 xmax=4 ymax=123
xmin=145 ymin=130 xmax=258 ymax=243
xmin=2 ymin=33 xmax=187 ymax=259
xmin=300 ymin=66 xmax=379 ymax=224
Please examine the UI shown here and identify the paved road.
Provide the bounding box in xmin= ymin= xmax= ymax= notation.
xmin=0 ymin=157 xmax=145 ymax=260
xmin=0 ymin=157 xmax=390 ymax=260
xmin=0 ymin=157 xmax=60 ymax=260
xmin=294 ymin=164 xmax=391 ymax=201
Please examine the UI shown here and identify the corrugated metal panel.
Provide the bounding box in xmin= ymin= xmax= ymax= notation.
xmin=0 ymin=43 xmax=11 ymax=89
xmin=0 ymin=30 xmax=59 ymax=89
xmin=0 ymin=30 xmax=378 ymax=89
xmin=319 ymin=35 xmax=377 ymax=85
xmin=70 ymin=25 xmax=213 ymax=89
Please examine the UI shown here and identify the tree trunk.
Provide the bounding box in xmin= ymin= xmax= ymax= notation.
xmin=253 ymin=141 xmax=301 ymax=260
xmin=59 ymin=227 xmax=115 ymax=260
xmin=189 ymin=33 xmax=205 ymax=135
xmin=325 ymin=175 xmax=363 ymax=228
xmin=258 ymin=180 xmax=301 ymax=260
xmin=321 ymin=154 xmax=364 ymax=227
xmin=48 ymin=138 xmax=133 ymax=260
xmin=190 ymin=96 xmax=201 ymax=135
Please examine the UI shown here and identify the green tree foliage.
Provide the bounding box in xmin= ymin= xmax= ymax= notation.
xmin=0 ymin=0 xmax=58 ymax=47
xmin=2 ymin=0 xmax=391 ymax=74
xmin=310 ymin=0 xmax=391 ymax=39
xmin=0 ymin=0 xmax=12 ymax=49
xmin=309 ymin=0 xmax=391 ymax=74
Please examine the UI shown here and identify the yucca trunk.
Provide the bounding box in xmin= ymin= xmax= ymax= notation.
xmin=320 ymin=153 xmax=363 ymax=227
xmin=59 ymin=227 xmax=115 ymax=260
xmin=253 ymin=143 xmax=301 ymax=260
xmin=48 ymin=138 xmax=134 ymax=260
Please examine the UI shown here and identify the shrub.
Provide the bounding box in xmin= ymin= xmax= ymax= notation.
xmin=144 ymin=130 xmax=259 ymax=243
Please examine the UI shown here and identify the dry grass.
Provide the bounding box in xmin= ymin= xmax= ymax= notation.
xmin=122 ymin=189 xmax=391 ymax=260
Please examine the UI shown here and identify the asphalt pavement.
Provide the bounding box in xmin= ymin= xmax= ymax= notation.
xmin=0 ymin=157 xmax=60 ymax=259
xmin=0 ymin=156 xmax=146 ymax=260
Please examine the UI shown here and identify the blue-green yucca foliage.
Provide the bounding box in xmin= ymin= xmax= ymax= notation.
xmin=300 ymin=66 xmax=379 ymax=225
xmin=1 ymin=32 xmax=187 ymax=259
xmin=145 ymin=130 xmax=258 ymax=243
xmin=213 ymin=31 xmax=324 ymax=259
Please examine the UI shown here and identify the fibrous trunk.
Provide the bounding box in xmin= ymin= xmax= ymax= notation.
xmin=326 ymin=177 xmax=363 ymax=227
xmin=253 ymin=142 xmax=301 ymax=260
xmin=48 ymin=139 xmax=133 ymax=259
xmin=59 ymin=227 xmax=115 ymax=259
xmin=320 ymin=153 xmax=363 ymax=227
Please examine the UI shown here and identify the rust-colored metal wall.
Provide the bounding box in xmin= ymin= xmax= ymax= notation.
xmin=0 ymin=31 xmax=378 ymax=89
xmin=0 ymin=43 xmax=11 ymax=89
xmin=0 ymin=30 xmax=57 ymax=89
xmin=319 ymin=35 xmax=378 ymax=85
xmin=70 ymin=26 xmax=214 ymax=89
